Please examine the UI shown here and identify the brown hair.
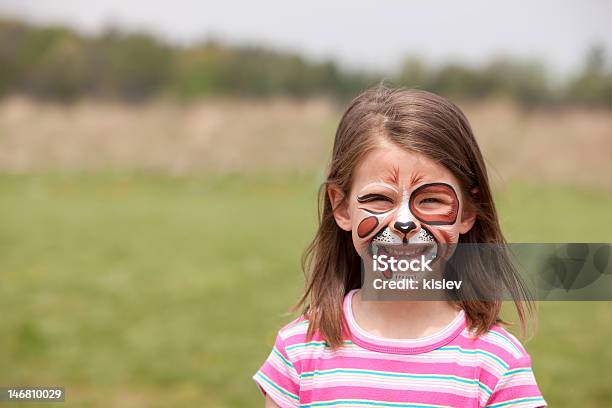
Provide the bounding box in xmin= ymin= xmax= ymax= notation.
xmin=295 ymin=84 xmax=534 ymax=348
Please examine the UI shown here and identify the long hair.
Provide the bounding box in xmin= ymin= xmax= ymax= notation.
xmin=295 ymin=85 xmax=534 ymax=348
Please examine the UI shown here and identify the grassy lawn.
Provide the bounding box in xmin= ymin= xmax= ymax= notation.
xmin=0 ymin=173 xmax=610 ymax=407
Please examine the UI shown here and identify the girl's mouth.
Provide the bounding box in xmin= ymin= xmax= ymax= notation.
xmin=371 ymin=242 xmax=437 ymax=261
xmin=367 ymin=226 xmax=438 ymax=261
xmin=381 ymin=244 xmax=425 ymax=256
xmin=368 ymin=241 xmax=438 ymax=280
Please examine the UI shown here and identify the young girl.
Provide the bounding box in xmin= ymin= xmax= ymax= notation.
xmin=253 ymin=86 xmax=546 ymax=407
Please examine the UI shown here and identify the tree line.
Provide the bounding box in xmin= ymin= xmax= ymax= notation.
xmin=0 ymin=18 xmax=610 ymax=106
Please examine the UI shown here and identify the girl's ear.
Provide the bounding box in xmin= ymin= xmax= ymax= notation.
xmin=458 ymin=189 xmax=478 ymax=234
xmin=458 ymin=208 xmax=476 ymax=234
xmin=328 ymin=184 xmax=352 ymax=232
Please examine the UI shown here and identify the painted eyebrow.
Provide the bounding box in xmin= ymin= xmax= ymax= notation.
xmin=357 ymin=182 xmax=399 ymax=194
xmin=410 ymin=182 xmax=458 ymax=195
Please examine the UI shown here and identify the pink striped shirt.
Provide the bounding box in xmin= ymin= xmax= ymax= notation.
xmin=254 ymin=289 xmax=546 ymax=407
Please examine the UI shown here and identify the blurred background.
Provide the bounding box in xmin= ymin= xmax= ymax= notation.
xmin=0 ymin=1 xmax=610 ymax=407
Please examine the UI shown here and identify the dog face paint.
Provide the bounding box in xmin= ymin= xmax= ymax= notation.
xmin=357 ymin=216 xmax=379 ymax=238
xmin=409 ymin=183 xmax=459 ymax=225
xmin=354 ymin=181 xmax=460 ymax=240
xmin=345 ymin=147 xmax=471 ymax=262
xmin=354 ymin=181 xmax=398 ymax=252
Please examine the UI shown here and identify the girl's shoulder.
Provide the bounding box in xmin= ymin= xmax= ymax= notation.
xmin=275 ymin=315 xmax=314 ymax=347
xmin=269 ymin=315 xmax=322 ymax=375
xmin=273 ymin=315 xmax=340 ymax=361
xmin=471 ymin=326 xmax=546 ymax=407
xmin=464 ymin=324 xmax=532 ymax=367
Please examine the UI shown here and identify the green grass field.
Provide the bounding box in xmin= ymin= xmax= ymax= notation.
xmin=0 ymin=173 xmax=611 ymax=407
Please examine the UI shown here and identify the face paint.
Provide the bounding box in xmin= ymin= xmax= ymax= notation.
xmin=361 ymin=188 xmax=423 ymax=281
xmin=409 ymin=183 xmax=459 ymax=225
xmin=342 ymin=147 xmax=472 ymax=283
xmin=353 ymin=182 xmax=398 ymax=243
xmin=354 ymin=181 xmax=462 ymax=279
xmin=372 ymin=226 xmax=436 ymax=245
xmin=357 ymin=216 xmax=379 ymax=238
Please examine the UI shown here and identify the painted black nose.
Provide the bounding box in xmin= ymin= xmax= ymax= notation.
xmin=394 ymin=221 xmax=417 ymax=234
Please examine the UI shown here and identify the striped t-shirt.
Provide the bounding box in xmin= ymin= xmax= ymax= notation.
xmin=253 ymin=289 xmax=546 ymax=407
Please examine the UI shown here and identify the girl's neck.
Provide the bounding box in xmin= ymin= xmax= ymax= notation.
xmin=351 ymin=289 xmax=461 ymax=339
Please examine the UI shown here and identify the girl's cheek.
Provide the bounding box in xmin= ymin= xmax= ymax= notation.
xmin=429 ymin=225 xmax=460 ymax=245
xmin=352 ymin=212 xmax=389 ymax=256
xmin=354 ymin=237 xmax=370 ymax=257
xmin=353 ymin=218 xmax=375 ymax=256
xmin=357 ymin=216 xmax=379 ymax=238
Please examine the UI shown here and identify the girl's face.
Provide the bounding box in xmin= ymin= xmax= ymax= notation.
xmin=329 ymin=143 xmax=476 ymax=260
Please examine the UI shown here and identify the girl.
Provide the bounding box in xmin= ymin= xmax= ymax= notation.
xmin=253 ymin=86 xmax=546 ymax=407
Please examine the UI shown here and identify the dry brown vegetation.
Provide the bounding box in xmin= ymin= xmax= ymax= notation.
xmin=0 ymin=96 xmax=609 ymax=188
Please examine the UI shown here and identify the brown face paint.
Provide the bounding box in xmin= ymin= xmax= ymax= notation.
xmin=409 ymin=182 xmax=459 ymax=225
xmin=357 ymin=216 xmax=379 ymax=238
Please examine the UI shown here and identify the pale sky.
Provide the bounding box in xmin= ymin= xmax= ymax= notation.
xmin=1 ymin=0 xmax=611 ymax=79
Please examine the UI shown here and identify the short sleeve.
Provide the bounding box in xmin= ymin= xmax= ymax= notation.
xmin=485 ymin=354 xmax=546 ymax=408
xmin=253 ymin=332 xmax=300 ymax=408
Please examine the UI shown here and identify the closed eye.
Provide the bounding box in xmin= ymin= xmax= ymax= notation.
xmin=419 ymin=197 xmax=443 ymax=204
xmin=357 ymin=194 xmax=393 ymax=204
